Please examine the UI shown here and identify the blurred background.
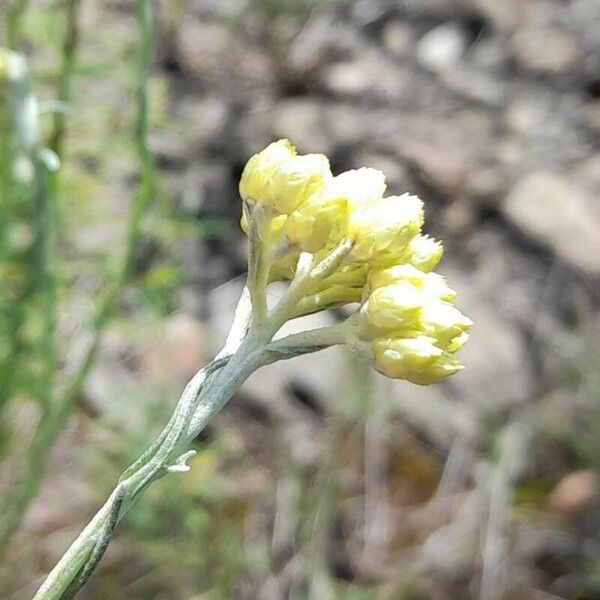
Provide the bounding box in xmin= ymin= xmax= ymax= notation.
xmin=1 ymin=0 xmax=600 ymax=598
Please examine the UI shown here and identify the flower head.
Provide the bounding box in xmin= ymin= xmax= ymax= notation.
xmin=373 ymin=336 xmax=463 ymax=385
xmin=349 ymin=194 xmax=424 ymax=263
xmin=361 ymin=263 xmax=470 ymax=385
xmin=368 ymin=264 xmax=456 ymax=302
xmin=333 ymin=167 xmax=386 ymax=208
xmin=239 ymin=139 xmax=331 ymax=215
xmin=284 ymin=184 xmax=349 ymax=253
xmin=400 ymin=234 xmax=444 ymax=272
xmin=238 ymin=140 xmax=471 ymax=386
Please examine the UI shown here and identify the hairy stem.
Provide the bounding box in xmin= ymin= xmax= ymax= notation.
xmin=32 ymin=263 xmax=353 ymax=598
xmin=32 ymin=205 xmax=357 ymax=596
xmin=33 ymin=306 xmax=257 ymax=599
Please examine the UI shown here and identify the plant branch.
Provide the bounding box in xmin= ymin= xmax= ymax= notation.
xmin=267 ymin=239 xmax=353 ymax=335
xmin=32 ymin=247 xmax=357 ymax=598
xmin=33 ymin=290 xmax=253 ymax=600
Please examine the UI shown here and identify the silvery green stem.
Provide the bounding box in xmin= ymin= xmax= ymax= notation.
xmin=33 ymin=233 xmax=356 ymax=599
xmin=32 ymin=356 xmax=228 ymax=600
xmin=33 ymin=304 xmax=352 ymax=599
xmin=220 ymin=284 xmax=252 ymax=357
xmin=186 ymin=321 xmax=352 ymax=441
xmin=262 ymin=321 xmax=353 ymax=359
xmin=33 ymin=275 xmax=257 ymax=600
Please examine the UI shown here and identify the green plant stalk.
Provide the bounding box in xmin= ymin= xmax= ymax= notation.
xmin=135 ymin=0 xmax=156 ymax=209
xmin=33 ymin=153 xmax=57 ymax=414
xmin=5 ymin=0 xmax=31 ymax=49
xmin=0 ymin=0 xmax=156 ymax=545
xmin=0 ymin=54 xmax=52 ymax=410
xmin=0 ymin=210 xmax=53 ymax=538
xmin=0 ymin=46 xmax=59 ymax=539
xmin=0 ymin=67 xmax=22 ymax=416
xmin=49 ymin=0 xmax=81 ymax=162
xmin=0 ymin=149 xmax=56 ymax=541
xmin=32 ymin=279 xmax=255 ymax=600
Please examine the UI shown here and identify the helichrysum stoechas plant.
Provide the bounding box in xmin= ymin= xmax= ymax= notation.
xmin=239 ymin=139 xmax=471 ymax=384
xmin=35 ymin=140 xmax=470 ymax=599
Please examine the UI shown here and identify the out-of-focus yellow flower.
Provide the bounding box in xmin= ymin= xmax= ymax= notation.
xmin=284 ymin=185 xmax=348 ymax=253
xmin=400 ymin=234 xmax=444 ymax=272
xmin=333 ymin=167 xmax=386 ymax=208
xmin=239 ymin=139 xmax=331 ymax=215
xmin=373 ymin=335 xmax=463 ymax=385
xmin=349 ymin=194 xmax=424 ymax=263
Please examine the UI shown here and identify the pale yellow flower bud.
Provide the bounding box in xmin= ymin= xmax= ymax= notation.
xmin=284 ymin=186 xmax=348 ymax=253
xmin=401 ymin=234 xmax=444 ymax=272
xmin=349 ymin=194 xmax=424 ymax=263
xmin=362 ymin=263 xmax=469 ymax=356
xmin=372 ymin=336 xmax=463 ymax=385
xmin=364 ymin=282 xmax=423 ymax=330
xmin=368 ymin=264 xmax=456 ymax=302
xmin=239 ymin=139 xmax=331 ymax=215
xmin=419 ymin=302 xmax=472 ymax=347
xmin=333 ymin=167 xmax=386 ymax=208
xmin=422 ymin=273 xmax=457 ymax=303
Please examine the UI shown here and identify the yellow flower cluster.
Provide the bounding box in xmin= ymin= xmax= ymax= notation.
xmin=239 ymin=139 xmax=471 ymax=384
xmin=363 ymin=264 xmax=471 ymax=384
